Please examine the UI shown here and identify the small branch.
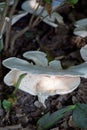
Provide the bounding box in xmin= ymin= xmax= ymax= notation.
xmin=32 ymin=6 xmax=45 ymax=27
xmin=29 ymin=2 xmax=40 ymax=27
xmin=9 ymin=2 xmax=41 ymax=54
xmin=9 ymin=2 xmax=70 ymax=54
xmin=33 ymin=3 xmax=70 ymax=26
xmin=0 ymin=124 xmax=22 ymax=130
xmin=0 ymin=0 xmax=9 ymax=36
xmin=9 ymin=0 xmax=19 ymax=18
xmin=10 ymin=26 xmax=30 ymax=53
xmin=4 ymin=0 xmax=19 ymax=51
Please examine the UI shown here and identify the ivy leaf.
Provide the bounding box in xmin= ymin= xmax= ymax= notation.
xmin=2 ymin=99 xmax=12 ymax=112
xmin=73 ymin=103 xmax=87 ymax=128
xmin=37 ymin=105 xmax=75 ymax=130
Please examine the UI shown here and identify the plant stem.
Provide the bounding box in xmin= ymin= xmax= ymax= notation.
xmin=0 ymin=0 xmax=9 ymax=36
xmin=4 ymin=0 xmax=19 ymax=51
xmin=29 ymin=2 xmax=40 ymax=27
xmin=9 ymin=2 xmax=41 ymax=54
xmin=9 ymin=2 xmax=70 ymax=54
xmin=10 ymin=26 xmax=30 ymax=54
xmin=32 ymin=6 xmax=45 ymax=27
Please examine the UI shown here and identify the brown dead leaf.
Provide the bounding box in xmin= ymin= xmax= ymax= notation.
xmin=45 ymin=3 xmax=52 ymax=15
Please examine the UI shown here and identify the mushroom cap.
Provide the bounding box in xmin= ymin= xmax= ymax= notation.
xmin=68 ymin=62 xmax=87 ymax=78
xmin=2 ymin=57 xmax=83 ymax=76
xmin=3 ymin=50 xmax=86 ymax=107
xmin=80 ymin=45 xmax=87 ymax=61
xmin=4 ymin=69 xmax=80 ymax=106
xmin=12 ymin=12 xmax=28 ymax=25
xmin=52 ymin=0 xmax=64 ymax=8
xmin=21 ymin=0 xmax=64 ymax=27
xmin=21 ymin=0 xmax=43 ymax=15
xmin=74 ymin=26 xmax=87 ymax=38
xmin=23 ymin=50 xmax=48 ymax=66
xmin=49 ymin=60 xmax=62 ymax=69
xmin=74 ymin=18 xmax=87 ymax=28
xmin=74 ymin=18 xmax=87 ymax=37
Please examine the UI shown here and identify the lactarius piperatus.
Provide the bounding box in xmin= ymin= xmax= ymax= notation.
xmin=2 ymin=50 xmax=87 ymax=107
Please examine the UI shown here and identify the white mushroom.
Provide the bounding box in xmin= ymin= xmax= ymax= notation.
xmin=52 ymin=0 xmax=64 ymax=8
xmin=0 ymin=8 xmax=28 ymax=37
xmin=23 ymin=50 xmax=48 ymax=66
xmin=4 ymin=69 xmax=80 ymax=107
xmin=2 ymin=56 xmax=83 ymax=76
xmin=80 ymin=44 xmax=87 ymax=61
xmin=74 ymin=26 xmax=87 ymax=38
xmin=68 ymin=62 xmax=87 ymax=78
xmin=12 ymin=12 xmax=28 ymax=25
xmin=67 ymin=44 xmax=87 ymax=78
xmin=41 ymin=12 xmax=64 ymax=28
xmin=74 ymin=18 xmax=87 ymax=28
xmin=74 ymin=18 xmax=87 ymax=37
xmin=49 ymin=60 xmax=62 ymax=69
xmin=2 ymin=50 xmax=84 ymax=107
xmin=21 ymin=0 xmax=64 ymax=27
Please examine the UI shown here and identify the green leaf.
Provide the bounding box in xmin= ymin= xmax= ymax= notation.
xmin=44 ymin=0 xmax=51 ymax=4
xmin=13 ymin=73 xmax=27 ymax=95
xmin=2 ymin=74 xmax=27 ymax=112
xmin=37 ymin=105 xmax=76 ymax=130
xmin=73 ymin=103 xmax=87 ymax=128
xmin=2 ymin=99 xmax=12 ymax=112
xmin=66 ymin=0 xmax=78 ymax=7
xmin=0 ymin=38 xmax=3 ymax=52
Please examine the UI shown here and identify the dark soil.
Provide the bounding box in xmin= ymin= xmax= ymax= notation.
xmin=0 ymin=0 xmax=87 ymax=130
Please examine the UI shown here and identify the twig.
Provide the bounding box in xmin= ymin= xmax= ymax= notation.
xmin=4 ymin=0 xmax=19 ymax=51
xmin=29 ymin=2 xmax=40 ymax=27
xmin=0 ymin=124 xmax=22 ymax=130
xmin=10 ymin=26 xmax=30 ymax=54
xmin=9 ymin=2 xmax=41 ymax=53
xmin=32 ymin=6 xmax=45 ymax=27
xmin=34 ymin=3 xmax=70 ymax=26
xmin=0 ymin=0 xmax=9 ymax=36
xmin=9 ymin=2 xmax=70 ymax=54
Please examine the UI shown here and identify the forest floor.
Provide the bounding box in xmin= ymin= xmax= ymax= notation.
xmin=0 ymin=0 xmax=87 ymax=130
